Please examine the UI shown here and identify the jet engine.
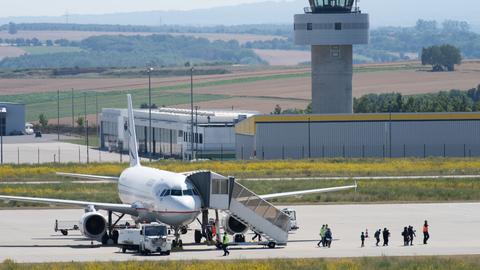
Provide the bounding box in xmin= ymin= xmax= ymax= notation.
xmin=79 ymin=212 xmax=107 ymax=240
xmin=223 ymin=215 xmax=248 ymax=235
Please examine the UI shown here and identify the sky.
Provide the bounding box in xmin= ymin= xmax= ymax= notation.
xmin=0 ymin=0 xmax=478 ymax=27
xmin=0 ymin=0 xmax=275 ymax=17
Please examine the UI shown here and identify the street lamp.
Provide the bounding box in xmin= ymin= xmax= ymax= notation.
xmin=147 ymin=67 xmax=154 ymax=162
xmin=195 ymin=105 xmax=199 ymax=158
xmin=0 ymin=110 xmax=3 ymax=164
xmin=190 ymin=67 xmax=195 ymax=160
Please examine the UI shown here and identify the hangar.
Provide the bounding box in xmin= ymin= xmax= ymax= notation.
xmin=0 ymin=102 xmax=26 ymax=136
xmin=235 ymin=113 xmax=480 ymax=160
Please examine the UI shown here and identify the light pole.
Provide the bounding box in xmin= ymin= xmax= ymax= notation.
xmin=0 ymin=111 xmax=3 ymax=164
xmin=190 ymin=67 xmax=195 ymax=160
xmin=147 ymin=67 xmax=153 ymax=162
xmin=195 ymin=105 xmax=199 ymax=158
xmin=388 ymin=101 xmax=392 ymax=158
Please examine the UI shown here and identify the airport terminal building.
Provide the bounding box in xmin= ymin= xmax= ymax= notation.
xmin=0 ymin=102 xmax=26 ymax=136
xmin=235 ymin=113 xmax=480 ymax=160
xmin=100 ymin=107 xmax=255 ymax=160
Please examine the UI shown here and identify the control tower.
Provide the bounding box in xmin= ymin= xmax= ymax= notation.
xmin=294 ymin=0 xmax=369 ymax=114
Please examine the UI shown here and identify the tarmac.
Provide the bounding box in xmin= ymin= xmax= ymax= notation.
xmin=1 ymin=203 xmax=480 ymax=263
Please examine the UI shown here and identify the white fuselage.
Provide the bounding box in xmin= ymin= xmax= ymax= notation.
xmin=118 ymin=166 xmax=202 ymax=227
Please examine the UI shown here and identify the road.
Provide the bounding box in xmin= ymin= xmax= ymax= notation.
xmin=0 ymin=203 xmax=479 ymax=262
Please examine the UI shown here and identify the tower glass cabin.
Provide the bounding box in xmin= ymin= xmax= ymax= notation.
xmin=308 ymin=0 xmax=355 ymax=13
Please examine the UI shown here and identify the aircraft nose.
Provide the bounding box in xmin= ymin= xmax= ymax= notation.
xmin=170 ymin=196 xmax=197 ymax=212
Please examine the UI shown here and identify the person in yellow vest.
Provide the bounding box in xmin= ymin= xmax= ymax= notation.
xmin=222 ymin=232 xmax=230 ymax=256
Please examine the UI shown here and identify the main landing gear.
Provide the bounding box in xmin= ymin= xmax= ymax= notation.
xmin=101 ymin=211 xmax=125 ymax=245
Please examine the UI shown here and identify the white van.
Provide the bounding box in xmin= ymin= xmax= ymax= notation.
xmin=25 ymin=123 xmax=34 ymax=135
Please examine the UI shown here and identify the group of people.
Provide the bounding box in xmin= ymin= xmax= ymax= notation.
xmin=370 ymin=228 xmax=391 ymax=247
xmin=363 ymin=220 xmax=430 ymax=248
xmin=317 ymin=224 xmax=333 ymax=248
xmin=401 ymin=226 xmax=416 ymax=246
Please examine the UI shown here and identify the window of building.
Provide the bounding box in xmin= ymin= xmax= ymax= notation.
xmin=307 ymin=23 xmax=313 ymax=31
xmin=199 ymin=134 xmax=203 ymax=144
xmin=335 ymin=22 xmax=342 ymax=30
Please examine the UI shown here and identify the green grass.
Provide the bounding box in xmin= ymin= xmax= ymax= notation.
xmin=2 ymin=256 xmax=480 ymax=270
xmin=19 ymin=92 xmax=226 ymax=122
xmin=20 ymin=46 xmax=83 ymax=55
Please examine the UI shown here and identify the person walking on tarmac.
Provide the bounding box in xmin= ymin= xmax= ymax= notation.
xmin=317 ymin=225 xmax=326 ymax=247
xmin=325 ymin=228 xmax=333 ymax=248
xmin=374 ymin=229 xmax=381 ymax=246
xmin=382 ymin=228 xmax=390 ymax=246
xmin=222 ymin=232 xmax=230 ymax=256
xmin=402 ymin=227 xmax=409 ymax=246
xmin=408 ymin=226 xmax=416 ymax=246
xmin=423 ymin=220 xmax=430 ymax=244
xmin=360 ymin=232 xmax=365 ymax=248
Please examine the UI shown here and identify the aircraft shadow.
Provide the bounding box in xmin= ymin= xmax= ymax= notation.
xmin=0 ymin=244 xmax=102 ymax=249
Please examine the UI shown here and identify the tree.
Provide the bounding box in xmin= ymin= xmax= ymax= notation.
xmin=273 ymin=104 xmax=282 ymax=114
xmin=76 ymin=116 xmax=84 ymax=127
xmin=38 ymin=113 xmax=48 ymax=128
xmin=8 ymin=22 xmax=17 ymax=35
xmin=421 ymin=44 xmax=462 ymax=71
xmin=46 ymin=40 xmax=54 ymax=46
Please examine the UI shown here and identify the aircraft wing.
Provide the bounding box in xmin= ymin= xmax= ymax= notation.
xmin=0 ymin=195 xmax=138 ymax=216
xmin=259 ymin=183 xmax=357 ymax=200
xmin=56 ymin=172 xmax=119 ymax=181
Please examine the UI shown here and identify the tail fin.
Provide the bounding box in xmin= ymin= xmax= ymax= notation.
xmin=126 ymin=94 xmax=140 ymax=167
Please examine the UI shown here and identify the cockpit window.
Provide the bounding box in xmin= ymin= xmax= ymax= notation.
xmin=163 ymin=190 xmax=170 ymax=196
xmin=183 ymin=189 xmax=193 ymax=195
xmin=193 ymin=189 xmax=200 ymax=195
xmin=171 ymin=189 xmax=182 ymax=196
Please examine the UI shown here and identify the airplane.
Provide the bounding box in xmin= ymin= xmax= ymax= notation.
xmin=0 ymin=94 xmax=357 ymax=247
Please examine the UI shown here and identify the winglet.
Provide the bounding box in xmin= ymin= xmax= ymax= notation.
xmin=127 ymin=94 xmax=141 ymax=167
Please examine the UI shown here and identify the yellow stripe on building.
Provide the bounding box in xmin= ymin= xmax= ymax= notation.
xmin=235 ymin=113 xmax=480 ymax=136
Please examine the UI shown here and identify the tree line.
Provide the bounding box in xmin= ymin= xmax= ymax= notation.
xmin=354 ymin=86 xmax=480 ymax=113
xmin=273 ymin=85 xmax=480 ymax=114
xmin=0 ymin=34 xmax=264 ymax=69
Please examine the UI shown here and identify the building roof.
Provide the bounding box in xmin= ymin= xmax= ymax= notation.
xmin=235 ymin=112 xmax=480 ymax=136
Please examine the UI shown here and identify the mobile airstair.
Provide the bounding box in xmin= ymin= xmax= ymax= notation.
xmin=187 ymin=171 xmax=290 ymax=245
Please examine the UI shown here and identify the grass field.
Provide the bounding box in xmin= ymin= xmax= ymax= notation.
xmin=1 ymin=158 xmax=480 ymax=180
xmin=2 ymin=256 xmax=480 ymax=270
xmin=20 ymin=46 xmax=83 ymax=55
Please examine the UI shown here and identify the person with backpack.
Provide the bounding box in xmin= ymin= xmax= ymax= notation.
xmin=374 ymin=229 xmax=381 ymax=246
xmin=382 ymin=228 xmax=390 ymax=246
xmin=402 ymin=227 xmax=409 ymax=246
xmin=408 ymin=226 xmax=416 ymax=246
xmin=325 ymin=228 xmax=333 ymax=248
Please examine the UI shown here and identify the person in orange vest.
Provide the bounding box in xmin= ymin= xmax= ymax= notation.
xmin=211 ymin=222 xmax=217 ymax=237
xmin=423 ymin=220 xmax=430 ymax=244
